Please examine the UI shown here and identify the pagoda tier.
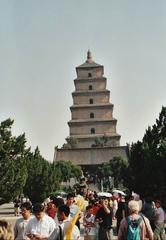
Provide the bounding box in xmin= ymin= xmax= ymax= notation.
xmin=67 ymin=50 xmax=121 ymax=148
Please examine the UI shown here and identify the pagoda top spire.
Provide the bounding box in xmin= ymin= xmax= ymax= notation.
xmin=86 ymin=49 xmax=93 ymax=63
xmin=76 ymin=50 xmax=102 ymax=68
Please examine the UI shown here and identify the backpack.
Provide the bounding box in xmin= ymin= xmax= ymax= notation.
xmin=126 ymin=216 xmax=142 ymax=240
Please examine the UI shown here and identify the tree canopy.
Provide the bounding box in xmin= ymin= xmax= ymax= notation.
xmin=0 ymin=119 xmax=28 ymax=203
xmin=0 ymin=119 xmax=82 ymax=204
xmin=127 ymin=106 xmax=166 ymax=202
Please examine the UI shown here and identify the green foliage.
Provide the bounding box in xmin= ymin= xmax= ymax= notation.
xmin=128 ymin=106 xmax=166 ymax=203
xmin=23 ymin=148 xmax=60 ymax=204
xmin=109 ymin=157 xmax=129 ymax=187
xmin=0 ymin=118 xmax=82 ymax=204
xmin=62 ymin=137 xmax=78 ymax=149
xmin=93 ymin=136 xmax=116 ymax=147
xmin=96 ymin=156 xmax=128 ymax=190
xmin=54 ymin=160 xmax=82 ymax=182
xmin=0 ymin=119 xmax=28 ymax=203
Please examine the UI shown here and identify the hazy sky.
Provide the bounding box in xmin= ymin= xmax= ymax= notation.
xmin=0 ymin=0 xmax=166 ymax=161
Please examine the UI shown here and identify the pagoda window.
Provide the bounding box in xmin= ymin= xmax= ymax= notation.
xmin=89 ymin=98 xmax=93 ymax=104
xmin=89 ymin=85 xmax=93 ymax=90
xmin=91 ymin=128 xmax=95 ymax=134
xmin=88 ymin=73 xmax=92 ymax=77
xmin=90 ymin=113 xmax=94 ymax=118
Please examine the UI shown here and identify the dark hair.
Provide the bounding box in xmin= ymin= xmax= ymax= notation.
xmin=21 ymin=202 xmax=32 ymax=211
xmin=155 ymin=199 xmax=161 ymax=205
xmin=52 ymin=197 xmax=64 ymax=208
xmin=86 ymin=205 xmax=93 ymax=211
xmin=33 ymin=203 xmax=45 ymax=214
xmin=58 ymin=205 xmax=70 ymax=217
xmin=66 ymin=193 xmax=75 ymax=200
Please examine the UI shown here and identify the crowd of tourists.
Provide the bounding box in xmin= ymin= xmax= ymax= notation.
xmin=0 ymin=192 xmax=166 ymax=240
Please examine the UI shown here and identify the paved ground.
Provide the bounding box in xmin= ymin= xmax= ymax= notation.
xmin=0 ymin=203 xmax=18 ymax=226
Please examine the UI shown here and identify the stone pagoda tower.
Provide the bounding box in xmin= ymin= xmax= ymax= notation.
xmin=54 ymin=51 xmax=128 ymax=166
xmin=67 ymin=50 xmax=121 ymax=148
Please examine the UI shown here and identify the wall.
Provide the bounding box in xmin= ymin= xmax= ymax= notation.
xmin=73 ymin=92 xmax=110 ymax=105
xmin=69 ymin=121 xmax=117 ymax=135
xmin=54 ymin=146 xmax=128 ymax=165
xmin=76 ymin=67 xmax=104 ymax=78
xmin=71 ymin=106 xmax=113 ymax=119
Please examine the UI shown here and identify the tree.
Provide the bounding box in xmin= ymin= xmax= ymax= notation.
xmin=0 ymin=118 xmax=82 ymax=204
xmin=0 ymin=119 xmax=28 ymax=203
xmin=108 ymin=156 xmax=129 ymax=188
xmin=54 ymin=160 xmax=82 ymax=183
xmin=96 ymin=156 xmax=128 ymax=190
xmin=23 ymin=147 xmax=60 ymax=204
xmin=127 ymin=106 xmax=166 ymax=203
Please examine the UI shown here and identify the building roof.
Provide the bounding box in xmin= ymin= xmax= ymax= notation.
xmin=77 ymin=50 xmax=103 ymax=68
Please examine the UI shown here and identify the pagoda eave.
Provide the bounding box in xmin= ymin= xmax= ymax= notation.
xmin=72 ymin=90 xmax=110 ymax=96
xmin=68 ymin=118 xmax=117 ymax=126
xmin=74 ymin=77 xmax=106 ymax=83
xmin=76 ymin=63 xmax=103 ymax=69
xmin=70 ymin=103 xmax=114 ymax=110
xmin=68 ymin=133 xmax=121 ymax=139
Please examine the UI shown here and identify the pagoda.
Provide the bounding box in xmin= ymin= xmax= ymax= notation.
xmin=54 ymin=51 xmax=128 ymax=166
xmin=68 ymin=50 xmax=120 ymax=148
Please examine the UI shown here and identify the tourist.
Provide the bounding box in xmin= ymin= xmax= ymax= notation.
xmin=25 ymin=203 xmax=58 ymax=240
xmin=116 ymin=194 xmax=126 ymax=233
xmin=88 ymin=193 xmax=95 ymax=205
xmin=14 ymin=202 xmax=32 ymax=240
xmin=154 ymin=199 xmax=165 ymax=240
xmin=58 ymin=204 xmax=80 ymax=240
xmin=66 ymin=193 xmax=80 ymax=229
xmin=46 ymin=202 xmax=56 ymax=219
xmin=83 ymin=205 xmax=96 ymax=240
xmin=0 ymin=220 xmax=13 ymax=240
xmin=90 ymin=199 xmax=101 ymax=216
xmin=118 ymin=200 xmax=153 ymax=240
xmin=66 ymin=193 xmax=78 ymax=218
xmin=95 ymin=197 xmax=113 ymax=240
xmin=141 ymin=197 xmax=155 ymax=231
xmin=13 ymin=197 xmax=21 ymax=217
xmin=52 ymin=197 xmax=64 ymax=225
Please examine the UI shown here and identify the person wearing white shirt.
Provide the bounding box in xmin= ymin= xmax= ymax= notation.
xmin=14 ymin=201 xmax=33 ymax=240
xmin=154 ymin=200 xmax=165 ymax=240
xmin=58 ymin=204 xmax=80 ymax=240
xmin=25 ymin=203 xmax=58 ymax=240
xmin=83 ymin=205 xmax=97 ymax=240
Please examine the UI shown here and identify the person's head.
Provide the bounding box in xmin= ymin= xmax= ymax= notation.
xmin=86 ymin=205 xmax=93 ymax=215
xmin=118 ymin=193 xmax=122 ymax=200
xmin=128 ymin=200 xmax=140 ymax=214
xmin=0 ymin=220 xmax=13 ymax=240
xmin=20 ymin=202 xmax=32 ymax=219
xmin=125 ymin=195 xmax=134 ymax=202
xmin=33 ymin=203 xmax=45 ymax=220
xmin=101 ymin=197 xmax=109 ymax=206
xmin=52 ymin=197 xmax=64 ymax=212
xmin=88 ymin=193 xmax=94 ymax=200
xmin=155 ymin=200 xmax=161 ymax=208
xmin=66 ymin=193 xmax=75 ymax=206
xmin=47 ymin=201 xmax=54 ymax=210
xmin=58 ymin=205 xmax=70 ymax=221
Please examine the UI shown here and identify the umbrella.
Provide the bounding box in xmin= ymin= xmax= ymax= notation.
xmin=112 ymin=189 xmax=126 ymax=196
xmin=97 ymin=192 xmax=112 ymax=198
